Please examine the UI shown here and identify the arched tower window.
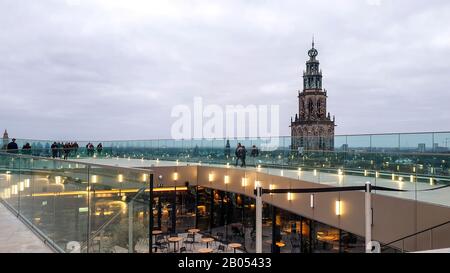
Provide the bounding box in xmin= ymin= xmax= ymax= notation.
xmin=308 ymin=99 xmax=314 ymax=118
xmin=317 ymin=99 xmax=322 ymax=117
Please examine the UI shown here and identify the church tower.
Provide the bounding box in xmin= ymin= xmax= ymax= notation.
xmin=290 ymin=39 xmax=336 ymax=151
xmin=2 ymin=129 xmax=9 ymax=150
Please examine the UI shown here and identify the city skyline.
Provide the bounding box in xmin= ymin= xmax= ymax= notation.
xmin=1 ymin=0 xmax=450 ymax=140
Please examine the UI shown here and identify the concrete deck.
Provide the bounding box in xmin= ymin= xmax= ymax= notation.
xmin=0 ymin=203 xmax=53 ymax=253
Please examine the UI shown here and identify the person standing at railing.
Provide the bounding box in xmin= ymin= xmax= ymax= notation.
xmin=87 ymin=143 xmax=95 ymax=156
xmin=240 ymin=145 xmax=247 ymax=168
xmin=235 ymin=143 xmax=242 ymax=166
xmin=51 ymin=142 xmax=58 ymax=158
xmin=251 ymin=145 xmax=259 ymax=157
xmin=6 ymin=138 xmax=18 ymax=153
xmin=73 ymin=142 xmax=79 ymax=156
xmin=57 ymin=142 xmax=63 ymax=158
xmin=97 ymin=143 xmax=103 ymax=156
xmin=21 ymin=143 xmax=32 ymax=168
xmin=250 ymin=145 xmax=259 ymax=167
xmin=6 ymin=138 xmax=19 ymax=169
xmin=22 ymin=142 xmax=32 ymax=155
xmin=63 ymin=143 xmax=71 ymax=160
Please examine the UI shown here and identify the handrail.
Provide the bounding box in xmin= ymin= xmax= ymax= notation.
xmin=0 ymin=151 xmax=154 ymax=174
xmin=382 ymin=220 xmax=450 ymax=248
xmin=5 ymin=130 xmax=450 ymax=142
xmin=2 ymin=146 xmax=449 ymax=158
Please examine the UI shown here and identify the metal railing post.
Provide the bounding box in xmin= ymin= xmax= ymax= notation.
xmin=255 ymin=185 xmax=263 ymax=253
xmin=365 ymin=181 xmax=372 ymax=253
xmin=149 ymin=173 xmax=154 ymax=254
xmin=128 ymin=201 xmax=133 ymax=253
xmin=87 ymin=165 xmax=91 ymax=253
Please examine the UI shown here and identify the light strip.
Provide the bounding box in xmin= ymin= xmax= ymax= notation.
xmin=31 ymin=187 xmax=188 ymax=197
xmin=224 ymin=175 xmax=230 ymax=184
xmin=335 ymin=200 xmax=342 ymax=216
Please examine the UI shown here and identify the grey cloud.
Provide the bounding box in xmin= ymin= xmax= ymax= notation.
xmin=1 ymin=0 xmax=450 ymax=140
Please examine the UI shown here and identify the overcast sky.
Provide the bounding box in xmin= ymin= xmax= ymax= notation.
xmin=1 ymin=0 xmax=449 ymax=140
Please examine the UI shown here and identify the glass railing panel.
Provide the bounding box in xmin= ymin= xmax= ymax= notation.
xmin=0 ymin=155 xmax=20 ymax=211
xmin=84 ymin=165 xmax=151 ymax=253
xmin=346 ymin=135 xmax=371 ymax=151
xmin=371 ymin=133 xmax=399 ymax=150
xmin=334 ymin=135 xmax=347 ymax=151
xmin=399 ymin=133 xmax=433 ymax=152
xmin=0 ymin=152 xmax=153 ymax=253
xmin=434 ymin=132 xmax=450 ymax=153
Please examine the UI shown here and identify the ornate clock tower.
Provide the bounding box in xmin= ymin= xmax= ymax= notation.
xmin=290 ymin=39 xmax=336 ymax=151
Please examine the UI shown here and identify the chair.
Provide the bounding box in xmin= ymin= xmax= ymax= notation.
xmin=179 ymin=246 xmax=187 ymax=253
xmin=183 ymin=233 xmax=196 ymax=250
xmin=154 ymin=235 xmax=169 ymax=253
xmin=215 ymin=232 xmax=224 ymax=242
xmin=216 ymin=245 xmax=226 ymax=253
xmin=290 ymin=239 xmax=301 ymax=253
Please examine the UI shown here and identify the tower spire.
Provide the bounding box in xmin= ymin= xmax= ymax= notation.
xmin=312 ymin=35 xmax=315 ymax=48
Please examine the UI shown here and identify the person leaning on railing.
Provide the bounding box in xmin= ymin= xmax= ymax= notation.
xmin=22 ymin=142 xmax=32 ymax=155
xmin=6 ymin=138 xmax=19 ymax=153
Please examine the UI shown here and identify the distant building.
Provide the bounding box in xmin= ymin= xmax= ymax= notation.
xmin=2 ymin=129 xmax=8 ymax=150
xmin=433 ymin=143 xmax=439 ymax=151
xmin=291 ymin=39 xmax=336 ymax=150
xmin=418 ymin=143 xmax=426 ymax=153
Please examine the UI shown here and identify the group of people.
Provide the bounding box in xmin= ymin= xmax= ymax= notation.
xmin=50 ymin=142 xmax=103 ymax=159
xmin=3 ymin=138 xmax=103 ymax=160
xmin=234 ymin=143 xmax=260 ymax=167
xmin=85 ymin=142 xmax=102 ymax=157
xmin=4 ymin=138 xmax=32 ymax=155
xmin=51 ymin=142 xmax=80 ymax=159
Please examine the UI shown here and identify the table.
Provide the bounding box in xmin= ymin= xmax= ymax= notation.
xmin=188 ymin=228 xmax=200 ymax=234
xmin=201 ymin=237 xmax=215 ymax=248
xmin=188 ymin=229 xmax=200 ymax=243
xmin=198 ymin=248 xmax=213 ymax=253
xmin=228 ymin=243 xmax=242 ymax=253
xmin=168 ymin=237 xmax=183 ymax=252
xmin=152 ymin=230 xmax=163 ymax=243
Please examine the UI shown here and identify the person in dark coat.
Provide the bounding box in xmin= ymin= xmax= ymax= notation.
xmin=63 ymin=143 xmax=70 ymax=160
xmin=250 ymin=145 xmax=259 ymax=157
xmin=235 ymin=143 xmax=242 ymax=166
xmin=88 ymin=143 xmax=95 ymax=156
xmin=22 ymin=143 xmax=32 ymax=155
xmin=240 ymin=145 xmax=247 ymax=167
xmin=57 ymin=142 xmax=63 ymax=158
xmin=7 ymin=138 xmax=19 ymax=153
xmin=51 ymin=142 xmax=58 ymax=158
xmin=73 ymin=142 xmax=79 ymax=156
xmin=97 ymin=143 xmax=103 ymax=156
